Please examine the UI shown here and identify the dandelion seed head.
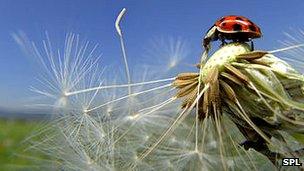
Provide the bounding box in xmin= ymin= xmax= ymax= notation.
xmin=144 ymin=135 xmax=150 ymax=141
xmin=208 ymin=140 xmax=217 ymax=148
xmin=55 ymin=95 xmax=68 ymax=108
xmin=142 ymin=37 xmax=191 ymax=74
xmin=106 ymin=107 xmax=113 ymax=113
xmin=168 ymin=56 xmax=179 ymax=68
xmin=82 ymin=108 xmax=89 ymax=114
xmin=127 ymin=113 xmax=140 ymax=120
xmin=163 ymin=160 xmax=174 ymax=169
xmin=169 ymin=136 xmax=177 ymax=143
xmin=227 ymin=160 xmax=234 ymax=167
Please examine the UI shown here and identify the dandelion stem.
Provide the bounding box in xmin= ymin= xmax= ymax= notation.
xmin=87 ymin=83 xmax=172 ymax=112
xmin=138 ymin=107 xmax=189 ymax=161
xmin=113 ymin=96 xmax=177 ymax=144
xmin=213 ymin=104 xmax=227 ymax=171
xmin=115 ymin=8 xmax=126 ymax=37
xmin=115 ymin=8 xmax=132 ymax=100
xmin=138 ymin=84 xmax=210 ymax=161
xmin=137 ymin=94 xmax=176 ymax=113
xmin=249 ymin=82 xmax=304 ymax=126
xmin=195 ymin=75 xmax=203 ymax=152
xmin=269 ymin=43 xmax=304 ymax=53
xmin=65 ymin=77 xmax=175 ymax=96
xmin=234 ymin=96 xmax=272 ymax=144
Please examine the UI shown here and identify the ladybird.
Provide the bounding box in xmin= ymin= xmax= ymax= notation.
xmin=203 ymin=15 xmax=262 ymax=52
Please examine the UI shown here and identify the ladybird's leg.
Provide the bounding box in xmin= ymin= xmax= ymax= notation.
xmin=201 ymin=38 xmax=211 ymax=64
xmin=203 ymin=37 xmax=211 ymax=52
xmin=220 ymin=40 xmax=227 ymax=47
xmin=223 ymin=39 xmax=227 ymax=45
xmin=218 ymin=33 xmax=227 ymax=47
xmin=240 ymin=140 xmax=255 ymax=150
xmin=202 ymin=37 xmax=212 ymax=64
xmin=195 ymin=63 xmax=204 ymax=69
xmin=250 ymin=39 xmax=254 ymax=51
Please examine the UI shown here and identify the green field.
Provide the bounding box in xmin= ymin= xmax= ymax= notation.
xmin=0 ymin=119 xmax=48 ymax=171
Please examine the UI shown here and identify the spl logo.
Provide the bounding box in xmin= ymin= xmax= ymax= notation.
xmin=282 ymin=158 xmax=302 ymax=166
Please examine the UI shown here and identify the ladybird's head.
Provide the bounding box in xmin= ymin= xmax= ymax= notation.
xmin=203 ymin=25 xmax=218 ymax=51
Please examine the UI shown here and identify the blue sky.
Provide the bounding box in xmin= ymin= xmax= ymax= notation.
xmin=1 ymin=0 xmax=304 ymax=112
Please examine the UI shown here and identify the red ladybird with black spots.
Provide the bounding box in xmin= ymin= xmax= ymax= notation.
xmin=203 ymin=15 xmax=262 ymax=52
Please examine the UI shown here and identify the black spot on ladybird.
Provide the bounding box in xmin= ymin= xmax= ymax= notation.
xmin=222 ymin=23 xmax=227 ymax=26
xmin=249 ymin=25 xmax=256 ymax=32
xmin=235 ymin=17 xmax=243 ymax=21
xmin=220 ymin=18 xmax=225 ymax=22
xmin=247 ymin=20 xmax=255 ymax=25
xmin=232 ymin=24 xmax=242 ymax=31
